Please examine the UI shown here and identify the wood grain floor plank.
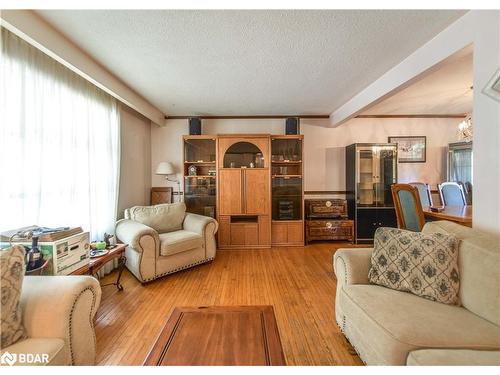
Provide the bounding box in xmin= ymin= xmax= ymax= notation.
xmin=95 ymin=243 xmax=362 ymax=366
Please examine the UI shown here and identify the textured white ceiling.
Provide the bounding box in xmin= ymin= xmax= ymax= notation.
xmin=360 ymin=45 xmax=473 ymax=115
xmin=36 ymin=10 xmax=466 ymax=116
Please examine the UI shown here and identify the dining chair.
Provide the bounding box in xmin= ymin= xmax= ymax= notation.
xmin=438 ymin=182 xmax=467 ymax=206
xmin=409 ymin=182 xmax=433 ymax=207
xmin=391 ymin=184 xmax=426 ymax=232
xmin=462 ymin=181 xmax=473 ymax=205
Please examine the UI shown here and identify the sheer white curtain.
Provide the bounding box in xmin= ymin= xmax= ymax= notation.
xmin=0 ymin=28 xmax=120 ymax=241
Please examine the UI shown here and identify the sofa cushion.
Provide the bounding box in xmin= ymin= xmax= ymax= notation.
xmin=125 ymin=202 xmax=186 ymax=234
xmin=159 ymin=230 xmax=203 ymax=257
xmin=407 ymin=349 xmax=500 ymax=366
xmin=422 ymin=221 xmax=500 ymax=326
xmin=0 ymin=337 xmax=68 ymax=365
xmin=368 ymin=227 xmax=460 ymax=305
xmin=1 ymin=245 xmax=26 ymax=349
xmin=339 ymin=284 xmax=500 ymax=365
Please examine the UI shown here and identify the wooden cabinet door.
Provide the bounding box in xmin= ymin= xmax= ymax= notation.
xmin=271 ymin=222 xmax=287 ymax=245
xmin=244 ymin=169 xmax=269 ymax=215
xmin=219 ymin=169 xmax=242 ymax=215
xmin=218 ymin=216 xmax=231 ymax=247
xmin=287 ymin=222 xmax=304 ymax=244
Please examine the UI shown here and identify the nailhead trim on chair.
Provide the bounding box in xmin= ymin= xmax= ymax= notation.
xmin=68 ymin=286 xmax=98 ymax=365
xmin=141 ymin=257 xmax=215 ymax=283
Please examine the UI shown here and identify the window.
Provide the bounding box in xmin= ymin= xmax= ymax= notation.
xmin=0 ymin=28 xmax=120 ymax=240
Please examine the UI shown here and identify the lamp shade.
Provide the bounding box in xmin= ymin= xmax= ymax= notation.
xmin=155 ymin=161 xmax=175 ymax=175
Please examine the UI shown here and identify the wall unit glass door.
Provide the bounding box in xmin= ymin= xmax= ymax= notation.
xmin=184 ymin=176 xmax=216 ymax=217
xmin=271 ymin=137 xmax=303 ymax=221
xmin=272 ymin=177 xmax=302 ymax=220
xmin=183 ymin=136 xmax=217 ymax=217
xmin=356 ymin=145 xmax=397 ymax=207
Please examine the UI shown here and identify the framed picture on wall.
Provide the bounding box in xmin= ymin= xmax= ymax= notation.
xmin=482 ymin=67 xmax=500 ymax=103
xmin=388 ymin=136 xmax=426 ymax=163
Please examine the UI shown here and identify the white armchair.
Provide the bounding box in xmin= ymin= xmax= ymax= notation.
xmin=115 ymin=203 xmax=218 ymax=283
xmin=1 ymin=275 xmax=101 ymax=366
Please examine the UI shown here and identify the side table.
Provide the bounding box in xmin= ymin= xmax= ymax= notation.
xmin=70 ymin=243 xmax=127 ymax=291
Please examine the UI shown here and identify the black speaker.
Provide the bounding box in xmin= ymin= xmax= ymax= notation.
xmin=189 ymin=118 xmax=201 ymax=135
xmin=285 ymin=117 xmax=300 ymax=135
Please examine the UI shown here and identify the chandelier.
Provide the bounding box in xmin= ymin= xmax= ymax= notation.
xmin=458 ymin=114 xmax=473 ymax=142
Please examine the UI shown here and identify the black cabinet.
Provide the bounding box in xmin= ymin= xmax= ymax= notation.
xmin=346 ymin=143 xmax=398 ymax=243
xmin=356 ymin=208 xmax=397 ymax=243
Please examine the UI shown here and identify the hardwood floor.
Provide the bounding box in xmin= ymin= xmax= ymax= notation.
xmin=95 ymin=243 xmax=363 ymax=365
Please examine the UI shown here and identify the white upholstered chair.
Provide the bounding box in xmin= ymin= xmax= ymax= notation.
xmin=115 ymin=202 xmax=218 ymax=284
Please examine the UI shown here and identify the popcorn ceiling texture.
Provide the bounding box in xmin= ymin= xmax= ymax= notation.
xmin=36 ymin=10 xmax=465 ymax=116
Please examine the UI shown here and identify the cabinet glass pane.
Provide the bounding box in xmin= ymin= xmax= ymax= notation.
xmin=356 ymin=145 xmax=397 ymax=207
xmin=184 ymin=176 xmax=216 ymax=217
xmin=223 ymin=142 xmax=264 ymax=168
xmin=271 ymin=139 xmax=302 ymax=162
xmin=376 ymin=147 xmax=397 ymax=207
xmin=357 ymin=148 xmax=375 ymax=206
xmin=272 ymin=177 xmax=302 ymax=220
xmin=184 ymin=139 xmax=216 ymax=163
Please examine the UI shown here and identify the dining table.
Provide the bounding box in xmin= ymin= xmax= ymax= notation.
xmin=422 ymin=205 xmax=472 ymax=227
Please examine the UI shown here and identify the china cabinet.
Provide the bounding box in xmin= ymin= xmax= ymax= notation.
xmin=346 ymin=143 xmax=398 ymax=243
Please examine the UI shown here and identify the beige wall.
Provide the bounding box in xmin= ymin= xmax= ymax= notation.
xmin=117 ymin=105 xmax=152 ymax=217
xmin=151 ymin=117 xmax=460 ymax=193
xmin=302 ymin=117 xmax=459 ymax=191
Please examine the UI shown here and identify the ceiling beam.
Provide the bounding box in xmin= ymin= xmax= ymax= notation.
xmin=329 ymin=11 xmax=474 ymax=127
xmin=356 ymin=114 xmax=468 ymax=119
xmin=165 ymin=114 xmax=330 ymax=120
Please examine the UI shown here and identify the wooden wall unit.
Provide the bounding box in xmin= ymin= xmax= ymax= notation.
xmin=217 ymin=135 xmax=271 ymax=249
xmin=184 ymin=133 xmax=304 ymax=249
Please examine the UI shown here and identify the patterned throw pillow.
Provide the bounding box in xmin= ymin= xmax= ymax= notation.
xmin=368 ymin=227 xmax=460 ymax=305
xmin=1 ymin=245 xmax=26 ymax=348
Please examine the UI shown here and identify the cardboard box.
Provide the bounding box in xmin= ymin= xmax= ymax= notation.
xmin=1 ymin=232 xmax=90 ymax=275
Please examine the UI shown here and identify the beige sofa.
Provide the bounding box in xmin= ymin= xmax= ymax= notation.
xmin=115 ymin=203 xmax=218 ymax=283
xmin=0 ymin=276 xmax=101 ymax=366
xmin=334 ymin=221 xmax=500 ymax=365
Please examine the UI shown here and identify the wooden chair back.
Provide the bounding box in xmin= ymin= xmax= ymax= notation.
xmin=391 ymin=184 xmax=426 ymax=232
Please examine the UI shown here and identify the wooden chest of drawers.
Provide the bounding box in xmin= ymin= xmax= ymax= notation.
xmin=305 ymin=219 xmax=354 ymax=243
xmin=305 ymin=199 xmax=353 ymax=243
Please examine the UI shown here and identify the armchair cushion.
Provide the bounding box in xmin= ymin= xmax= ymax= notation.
xmin=159 ymin=230 xmax=203 ymax=257
xmin=125 ymin=202 xmax=186 ymax=234
xmin=339 ymin=284 xmax=500 ymax=365
xmin=0 ymin=245 xmax=26 ymax=349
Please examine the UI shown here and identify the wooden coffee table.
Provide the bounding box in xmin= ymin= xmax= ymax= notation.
xmin=144 ymin=306 xmax=286 ymax=366
xmin=70 ymin=243 xmax=127 ymax=291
